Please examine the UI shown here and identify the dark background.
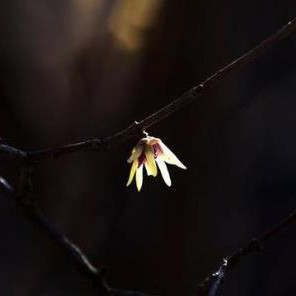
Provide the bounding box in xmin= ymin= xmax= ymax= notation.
xmin=0 ymin=1 xmax=296 ymax=295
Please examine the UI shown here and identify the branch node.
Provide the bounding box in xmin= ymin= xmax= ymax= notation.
xmin=131 ymin=121 xmax=146 ymax=139
xmin=91 ymin=139 xmax=108 ymax=151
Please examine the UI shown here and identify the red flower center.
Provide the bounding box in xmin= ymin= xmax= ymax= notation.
xmin=138 ymin=152 xmax=146 ymax=167
xmin=152 ymin=143 xmax=163 ymax=158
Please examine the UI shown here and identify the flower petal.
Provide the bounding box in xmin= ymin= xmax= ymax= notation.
xmin=127 ymin=144 xmax=143 ymax=163
xmin=136 ymin=164 xmax=144 ymax=191
xmin=159 ymin=141 xmax=186 ymax=169
xmin=156 ymin=158 xmax=171 ymax=187
xmin=145 ymin=162 xmax=153 ymax=176
xmin=126 ymin=160 xmax=138 ymax=187
xmin=147 ymin=137 xmax=160 ymax=146
xmin=144 ymin=146 xmax=157 ymax=177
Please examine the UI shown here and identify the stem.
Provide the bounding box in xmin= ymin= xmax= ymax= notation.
xmin=1 ymin=17 xmax=295 ymax=161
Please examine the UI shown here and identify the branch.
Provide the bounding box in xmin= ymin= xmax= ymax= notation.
xmin=1 ymin=14 xmax=296 ymax=296
xmin=196 ymin=208 xmax=296 ymax=296
xmin=0 ymin=176 xmax=153 ymax=296
xmin=0 ymin=16 xmax=295 ymax=161
xmin=3 ymin=170 xmax=296 ymax=296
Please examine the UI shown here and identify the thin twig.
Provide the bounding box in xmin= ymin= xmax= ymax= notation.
xmin=196 ymin=208 xmax=296 ymax=296
xmin=1 ymin=175 xmax=109 ymax=293
xmin=3 ymin=167 xmax=296 ymax=296
xmin=0 ymin=175 xmax=154 ymax=295
xmin=0 ymin=16 xmax=295 ymax=161
xmin=0 ymin=143 xmax=27 ymax=159
xmin=0 ymin=14 xmax=296 ymax=296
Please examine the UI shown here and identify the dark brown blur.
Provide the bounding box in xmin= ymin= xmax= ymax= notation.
xmin=1 ymin=1 xmax=296 ymax=295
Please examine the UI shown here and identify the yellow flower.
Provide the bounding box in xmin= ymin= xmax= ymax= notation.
xmin=126 ymin=136 xmax=186 ymax=191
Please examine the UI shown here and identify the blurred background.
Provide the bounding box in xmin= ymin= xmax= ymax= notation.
xmin=0 ymin=0 xmax=296 ymax=295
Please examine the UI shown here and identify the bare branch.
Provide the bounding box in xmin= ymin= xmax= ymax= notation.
xmin=1 ymin=14 xmax=296 ymax=296
xmin=0 ymin=16 xmax=294 ymax=161
xmin=0 ymin=176 xmax=153 ymax=295
xmin=196 ymin=208 xmax=296 ymax=295
xmin=0 ymin=143 xmax=27 ymax=159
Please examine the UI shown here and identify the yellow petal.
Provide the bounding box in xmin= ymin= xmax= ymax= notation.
xmin=126 ymin=160 xmax=138 ymax=187
xmin=145 ymin=162 xmax=152 ymax=176
xmin=159 ymin=141 xmax=186 ymax=169
xmin=136 ymin=164 xmax=144 ymax=191
xmin=156 ymin=158 xmax=171 ymax=186
xmin=127 ymin=144 xmax=143 ymax=163
xmin=144 ymin=146 xmax=157 ymax=177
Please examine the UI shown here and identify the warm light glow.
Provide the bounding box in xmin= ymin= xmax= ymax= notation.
xmin=108 ymin=0 xmax=164 ymax=51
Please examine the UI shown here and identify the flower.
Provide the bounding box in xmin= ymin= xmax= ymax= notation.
xmin=126 ymin=135 xmax=186 ymax=191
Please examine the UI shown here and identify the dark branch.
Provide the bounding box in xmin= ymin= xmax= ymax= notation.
xmin=1 ymin=14 xmax=296 ymax=296
xmin=0 ymin=175 xmax=108 ymax=292
xmin=0 ymin=143 xmax=27 ymax=159
xmin=0 ymin=176 xmax=153 ymax=296
xmin=0 ymin=16 xmax=295 ymax=161
xmin=196 ymin=208 xmax=296 ymax=296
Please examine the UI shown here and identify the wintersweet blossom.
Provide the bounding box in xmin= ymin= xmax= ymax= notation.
xmin=126 ymin=135 xmax=186 ymax=191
